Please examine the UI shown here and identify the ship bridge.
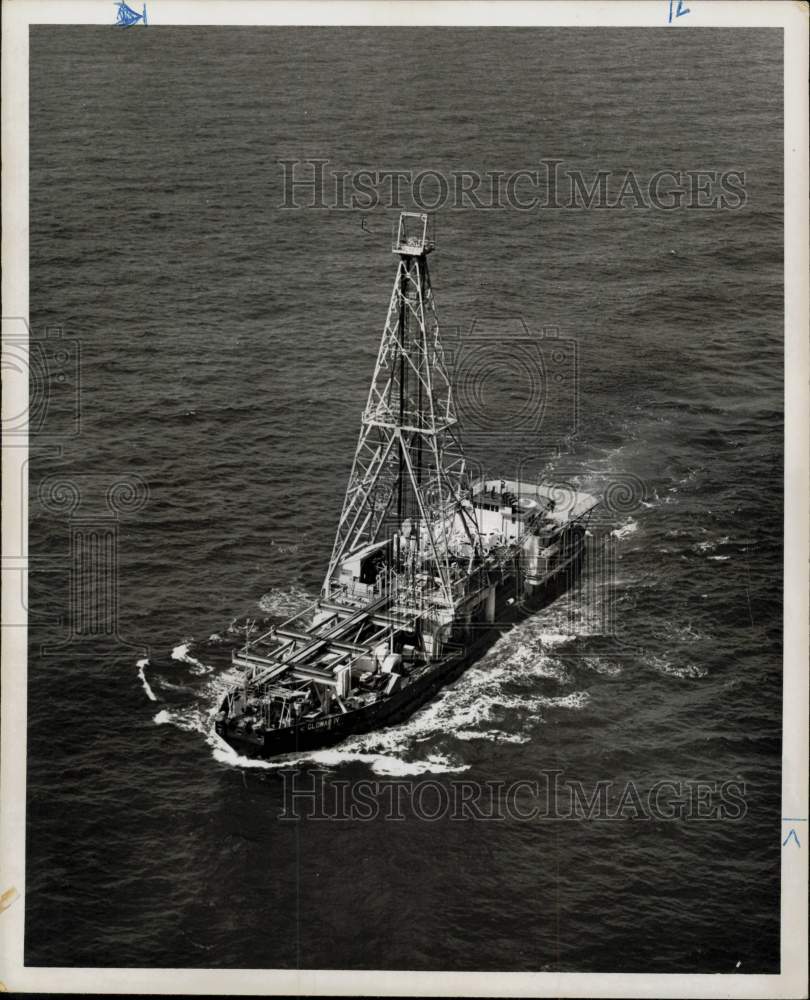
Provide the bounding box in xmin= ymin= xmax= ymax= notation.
xmin=470 ymin=479 xmax=600 ymax=546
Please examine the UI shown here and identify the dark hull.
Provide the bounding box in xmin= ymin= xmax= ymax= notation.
xmin=216 ymin=546 xmax=583 ymax=759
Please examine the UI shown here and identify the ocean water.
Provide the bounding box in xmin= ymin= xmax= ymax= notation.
xmin=26 ymin=27 xmax=783 ymax=971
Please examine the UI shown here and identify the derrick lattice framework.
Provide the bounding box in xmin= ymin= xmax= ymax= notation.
xmin=324 ymin=218 xmax=476 ymax=607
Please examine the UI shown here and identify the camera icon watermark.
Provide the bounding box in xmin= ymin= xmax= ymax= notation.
xmin=1 ymin=317 xmax=81 ymax=442
xmin=491 ymin=466 xmax=650 ymax=649
xmin=16 ymin=474 xmax=152 ymax=653
xmin=447 ymin=318 xmax=578 ymax=453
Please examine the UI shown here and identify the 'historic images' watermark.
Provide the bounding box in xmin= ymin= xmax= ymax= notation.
xmin=279 ymin=160 xmax=748 ymax=212
xmin=279 ymin=770 xmax=749 ymax=823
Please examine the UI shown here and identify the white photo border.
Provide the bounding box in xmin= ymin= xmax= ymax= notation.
xmin=2 ymin=1 xmax=807 ymax=996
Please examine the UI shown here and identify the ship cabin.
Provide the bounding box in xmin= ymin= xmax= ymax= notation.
xmin=332 ymin=538 xmax=392 ymax=592
xmin=471 ymin=482 xmax=549 ymax=545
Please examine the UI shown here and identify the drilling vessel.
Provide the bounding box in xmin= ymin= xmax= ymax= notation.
xmin=215 ymin=213 xmax=598 ymax=758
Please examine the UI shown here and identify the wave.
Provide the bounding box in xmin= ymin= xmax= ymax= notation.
xmin=257 ymin=584 xmax=314 ymax=618
xmin=157 ymin=680 xmax=196 ymax=692
xmin=455 ymin=729 xmax=531 ymax=744
xmin=136 ymin=658 xmax=157 ymax=701
xmin=208 ymin=730 xmax=470 ymax=775
xmin=650 ymin=621 xmax=704 ymax=643
xmin=171 ymin=641 xmax=212 ymax=675
xmin=677 ymin=467 xmax=703 ymax=486
xmin=645 ymin=653 xmax=708 ymax=680
xmin=582 ymin=655 xmax=623 ymax=676
xmin=693 ymin=535 xmax=730 ymax=554
xmin=611 ymin=518 xmax=639 ymax=541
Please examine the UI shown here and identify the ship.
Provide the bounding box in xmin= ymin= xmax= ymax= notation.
xmin=214 ymin=212 xmax=599 ymax=758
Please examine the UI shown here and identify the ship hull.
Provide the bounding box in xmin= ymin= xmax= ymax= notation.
xmin=215 ymin=544 xmax=583 ymax=759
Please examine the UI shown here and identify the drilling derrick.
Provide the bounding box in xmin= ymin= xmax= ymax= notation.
xmin=324 ymin=212 xmax=478 ymax=610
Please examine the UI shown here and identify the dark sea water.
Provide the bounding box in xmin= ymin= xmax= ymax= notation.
xmin=27 ymin=27 xmax=783 ymax=972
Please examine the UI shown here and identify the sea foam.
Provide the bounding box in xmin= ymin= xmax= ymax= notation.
xmin=171 ymin=641 xmax=212 ymax=675
xmin=136 ymin=658 xmax=157 ymax=701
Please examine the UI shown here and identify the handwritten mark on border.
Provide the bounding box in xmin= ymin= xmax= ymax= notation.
xmin=115 ymin=1 xmax=148 ymax=27
xmin=668 ymin=0 xmax=691 ymax=22
xmin=781 ymin=817 xmax=806 ymax=848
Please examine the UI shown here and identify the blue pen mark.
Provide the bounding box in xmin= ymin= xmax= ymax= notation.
xmin=115 ymin=0 xmax=148 ymax=27
xmin=668 ymin=0 xmax=690 ymax=23
xmin=782 ymin=829 xmax=801 ymax=848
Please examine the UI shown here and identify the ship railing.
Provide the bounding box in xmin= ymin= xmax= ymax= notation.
xmin=329 ymin=579 xmax=387 ymax=603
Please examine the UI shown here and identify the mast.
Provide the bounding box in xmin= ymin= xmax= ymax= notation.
xmin=323 ymin=212 xmax=473 ymax=606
